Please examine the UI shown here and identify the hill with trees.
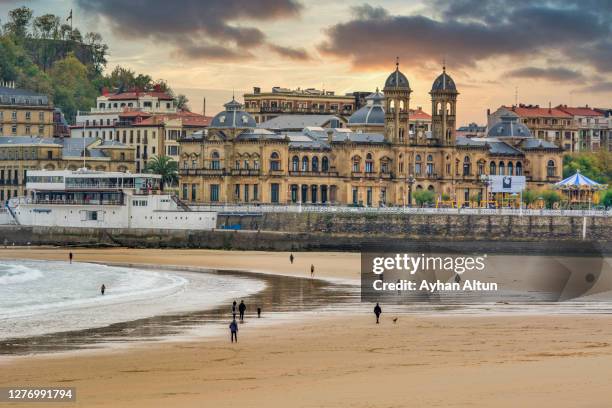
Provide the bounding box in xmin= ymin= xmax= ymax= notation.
xmin=0 ymin=6 xmax=188 ymax=123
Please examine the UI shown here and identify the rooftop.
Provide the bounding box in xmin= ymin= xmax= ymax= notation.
xmin=505 ymin=104 xmax=571 ymax=118
xmin=259 ymin=114 xmax=343 ymax=131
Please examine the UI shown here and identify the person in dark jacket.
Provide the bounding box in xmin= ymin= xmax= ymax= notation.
xmin=374 ymin=303 xmax=382 ymax=324
xmin=232 ymin=300 xmax=237 ymax=319
xmin=289 ymin=253 xmax=294 ymax=264
xmin=100 ymin=284 xmax=106 ymax=295
xmin=229 ymin=319 xmax=238 ymax=342
xmin=238 ymin=300 xmax=246 ymax=322
xmin=69 ymin=252 xmax=73 ymax=264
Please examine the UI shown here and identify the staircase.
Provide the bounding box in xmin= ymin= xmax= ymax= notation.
xmin=171 ymin=195 xmax=192 ymax=212
xmin=3 ymin=205 xmax=19 ymax=225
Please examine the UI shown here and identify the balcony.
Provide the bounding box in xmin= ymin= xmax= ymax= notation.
xmin=268 ymin=169 xmax=285 ymax=176
xmin=179 ymin=168 xmax=225 ymax=176
xmin=288 ymin=170 xmax=340 ymax=177
xmin=351 ymin=172 xmax=364 ymax=178
xmin=230 ymin=169 xmax=261 ymax=176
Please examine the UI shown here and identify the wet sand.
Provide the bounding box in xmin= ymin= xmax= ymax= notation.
xmin=2 ymin=248 xmax=612 ymax=407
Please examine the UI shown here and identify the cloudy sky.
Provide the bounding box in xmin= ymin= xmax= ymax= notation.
xmin=2 ymin=0 xmax=611 ymax=124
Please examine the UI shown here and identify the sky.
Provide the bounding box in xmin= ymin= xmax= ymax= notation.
xmin=1 ymin=0 xmax=611 ymax=125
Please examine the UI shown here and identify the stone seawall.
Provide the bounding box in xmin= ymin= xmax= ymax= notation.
xmin=0 ymin=212 xmax=610 ymax=254
xmin=216 ymin=212 xmax=611 ymax=242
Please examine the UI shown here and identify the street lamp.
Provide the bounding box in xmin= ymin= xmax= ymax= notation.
xmin=479 ymin=174 xmax=491 ymax=208
xmin=407 ymin=174 xmax=416 ymax=207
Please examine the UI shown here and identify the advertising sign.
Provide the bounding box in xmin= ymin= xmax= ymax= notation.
xmin=489 ymin=175 xmax=526 ymax=193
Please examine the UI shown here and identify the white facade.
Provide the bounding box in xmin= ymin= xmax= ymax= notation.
xmin=8 ymin=170 xmax=216 ymax=230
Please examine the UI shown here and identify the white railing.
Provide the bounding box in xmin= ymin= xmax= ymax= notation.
xmin=189 ymin=204 xmax=611 ymax=217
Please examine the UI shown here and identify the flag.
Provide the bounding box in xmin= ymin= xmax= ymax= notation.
xmin=66 ymin=9 xmax=72 ymax=21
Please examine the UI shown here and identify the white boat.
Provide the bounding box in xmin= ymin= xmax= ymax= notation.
xmin=6 ymin=169 xmax=216 ymax=230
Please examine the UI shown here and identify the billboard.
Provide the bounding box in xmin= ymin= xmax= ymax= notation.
xmin=490 ymin=175 xmax=526 ymax=193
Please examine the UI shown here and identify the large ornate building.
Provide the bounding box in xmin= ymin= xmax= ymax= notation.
xmin=178 ymin=63 xmax=563 ymax=206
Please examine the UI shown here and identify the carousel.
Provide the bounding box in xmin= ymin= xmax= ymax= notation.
xmin=554 ymin=170 xmax=608 ymax=208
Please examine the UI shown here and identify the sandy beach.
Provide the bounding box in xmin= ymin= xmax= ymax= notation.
xmin=1 ymin=248 xmax=612 ymax=407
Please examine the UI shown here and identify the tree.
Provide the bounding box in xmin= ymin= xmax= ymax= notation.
xmin=522 ymin=189 xmax=537 ymax=206
xmin=33 ymin=14 xmax=60 ymax=39
xmin=145 ymin=156 xmax=178 ymax=190
xmin=48 ymin=53 xmax=98 ymax=122
xmin=3 ymin=6 xmax=33 ymax=39
xmin=540 ymin=190 xmax=561 ymax=209
xmin=414 ymin=190 xmax=435 ymax=206
xmin=563 ymin=151 xmax=612 ymax=184
xmin=602 ymin=190 xmax=612 ymax=209
xmin=175 ymin=94 xmax=190 ymax=110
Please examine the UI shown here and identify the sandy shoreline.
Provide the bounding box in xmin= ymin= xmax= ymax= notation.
xmin=1 ymin=248 xmax=612 ymax=407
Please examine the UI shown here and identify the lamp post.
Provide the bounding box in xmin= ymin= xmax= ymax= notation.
xmin=479 ymin=174 xmax=490 ymax=208
xmin=407 ymin=174 xmax=416 ymax=207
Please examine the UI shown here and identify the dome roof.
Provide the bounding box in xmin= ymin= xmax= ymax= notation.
xmin=487 ymin=112 xmax=532 ymax=138
xmin=210 ymin=98 xmax=256 ymax=129
xmin=384 ymin=61 xmax=410 ymax=90
xmin=348 ymin=89 xmax=385 ymax=126
xmin=431 ymin=67 xmax=457 ymax=93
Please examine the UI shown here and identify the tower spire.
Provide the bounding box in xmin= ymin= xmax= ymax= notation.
xmin=395 ymin=56 xmax=399 ymax=70
xmin=442 ymin=56 xmax=446 ymax=72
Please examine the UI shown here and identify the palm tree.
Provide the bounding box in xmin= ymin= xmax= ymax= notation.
xmin=145 ymin=155 xmax=178 ymax=191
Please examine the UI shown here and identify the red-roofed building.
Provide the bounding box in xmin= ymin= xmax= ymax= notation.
xmin=488 ymin=104 xmax=577 ymax=151
xmin=556 ymin=105 xmax=607 ymax=151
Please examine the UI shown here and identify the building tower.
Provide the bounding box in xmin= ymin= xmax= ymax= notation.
xmin=430 ymin=64 xmax=459 ymax=146
xmin=383 ymin=58 xmax=411 ymax=144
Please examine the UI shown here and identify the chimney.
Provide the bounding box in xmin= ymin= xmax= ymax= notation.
xmin=548 ymin=101 xmax=552 ymax=113
xmin=202 ymin=96 xmax=206 ymax=116
xmin=326 ymin=128 xmax=334 ymax=144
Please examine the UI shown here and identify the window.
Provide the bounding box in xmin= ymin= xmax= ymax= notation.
xmin=322 ymin=156 xmax=329 ymax=172
xmin=85 ymin=211 xmax=98 ymax=221
xmin=365 ymin=153 xmax=373 ymax=173
xmin=352 ymin=187 xmax=358 ymax=205
xmin=253 ymin=184 xmax=258 ymax=200
xmin=312 ymin=156 xmax=319 ymax=172
xmin=244 ymin=184 xmax=249 ymax=202
xmin=463 ymin=156 xmax=471 ymax=176
xmin=516 ymin=162 xmax=523 ymax=176
xmin=498 ymin=161 xmax=505 ymax=176
xmin=507 ymin=162 xmax=514 ymax=176
xmin=191 ymin=184 xmax=197 ymax=201
xmin=352 ymin=156 xmax=361 ymax=173
xmin=47 ymin=150 xmax=53 ymax=159
xmin=291 ymin=185 xmax=298 ymax=203
xmin=301 ymin=156 xmax=309 ymax=172
xmin=235 ymin=184 xmax=240 ymax=199
xmin=270 ymin=152 xmax=280 ymax=171
xmin=210 ymin=184 xmax=220 ymax=202
xmin=292 ymin=156 xmax=299 ymax=171
xmin=211 ymin=151 xmax=220 ymax=169
xmin=547 ymin=160 xmax=556 ymax=177
xmin=270 ymin=183 xmax=280 ymax=203
xmin=11 ymin=111 xmax=17 ymax=120
xmin=367 ymin=187 xmax=372 ymax=206
xmin=182 ymin=184 xmax=188 ymax=199
xmin=25 ymin=112 xmax=31 ymax=120
xmin=490 ymin=162 xmax=496 ymax=175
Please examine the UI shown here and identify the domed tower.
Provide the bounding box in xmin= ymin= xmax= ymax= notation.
xmin=209 ymin=97 xmax=256 ymax=139
xmin=383 ymin=59 xmax=411 ymax=144
xmin=347 ymin=88 xmax=385 ymax=132
xmin=430 ymin=65 xmax=458 ymax=146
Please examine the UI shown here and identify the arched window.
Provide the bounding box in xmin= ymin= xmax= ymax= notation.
xmin=426 ymin=155 xmax=434 ymax=176
xmin=415 ymin=154 xmax=422 ymax=176
xmin=515 ymin=161 xmax=523 ymax=176
xmin=498 ymin=161 xmax=505 ymax=176
xmin=507 ymin=162 xmax=514 ymax=176
xmin=381 ymin=158 xmax=390 ymax=174
xmin=270 ymin=152 xmax=281 ymax=171
xmin=301 ymin=156 xmax=309 ymax=172
xmin=312 ymin=156 xmax=319 ymax=172
xmin=463 ymin=156 xmax=471 ymax=176
xmin=365 ymin=153 xmax=374 ymax=173
xmin=547 ymin=160 xmax=556 ymax=177
xmin=211 ymin=151 xmax=220 ymax=170
xmin=352 ymin=156 xmax=361 ymax=173
xmin=477 ymin=160 xmax=485 ymax=175
xmin=292 ymin=156 xmax=299 ymax=172
xmin=321 ymin=156 xmax=329 ymax=172
xmin=489 ymin=161 xmax=496 ymax=175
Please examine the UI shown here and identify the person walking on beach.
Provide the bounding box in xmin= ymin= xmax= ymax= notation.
xmin=100 ymin=284 xmax=106 ymax=295
xmin=239 ymin=300 xmax=246 ymax=322
xmin=69 ymin=252 xmax=73 ymax=264
xmin=229 ymin=319 xmax=238 ymax=343
xmin=310 ymin=264 xmax=315 ymax=278
xmin=289 ymin=253 xmax=294 ymax=264
xmin=257 ymin=307 xmax=262 ymax=318
xmin=232 ymin=300 xmax=237 ymax=319
xmin=374 ymin=303 xmax=382 ymax=324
